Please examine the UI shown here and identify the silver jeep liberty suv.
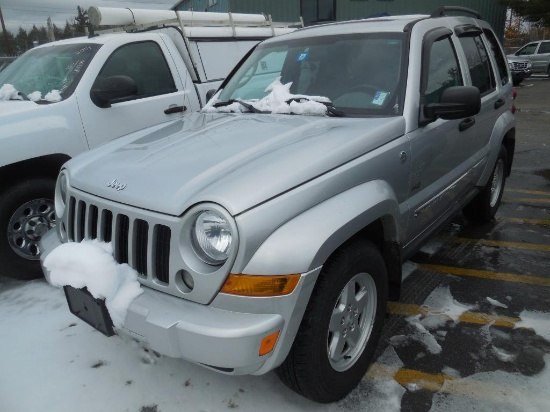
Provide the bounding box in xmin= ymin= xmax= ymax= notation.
xmin=41 ymin=6 xmax=515 ymax=403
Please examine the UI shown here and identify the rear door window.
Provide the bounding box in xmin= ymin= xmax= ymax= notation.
xmin=459 ymin=36 xmax=496 ymax=96
xmin=483 ymin=29 xmax=509 ymax=86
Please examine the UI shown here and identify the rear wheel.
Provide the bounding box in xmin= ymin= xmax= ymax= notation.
xmin=276 ymin=239 xmax=388 ymax=403
xmin=463 ymin=145 xmax=507 ymax=223
xmin=0 ymin=178 xmax=56 ymax=280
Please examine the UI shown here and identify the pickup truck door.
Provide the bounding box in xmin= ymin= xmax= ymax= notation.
xmin=532 ymin=41 xmax=550 ymax=73
xmin=406 ymin=30 xmax=477 ymax=245
xmin=77 ymin=38 xmax=190 ymax=149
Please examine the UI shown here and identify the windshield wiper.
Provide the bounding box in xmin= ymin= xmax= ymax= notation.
xmin=213 ymin=99 xmax=264 ymax=113
xmin=285 ymin=97 xmax=346 ymax=117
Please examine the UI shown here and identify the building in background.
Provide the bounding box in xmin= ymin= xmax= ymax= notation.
xmin=173 ymin=0 xmax=507 ymax=39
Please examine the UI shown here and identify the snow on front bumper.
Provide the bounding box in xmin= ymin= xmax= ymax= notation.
xmin=40 ymin=228 xmax=321 ymax=375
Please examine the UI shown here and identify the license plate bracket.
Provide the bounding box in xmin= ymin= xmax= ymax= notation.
xmin=64 ymin=286 xmax=115 ymax=337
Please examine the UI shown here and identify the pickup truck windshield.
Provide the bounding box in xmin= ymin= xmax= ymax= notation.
xmin=0 ymin=43 xmax=101 ymax=102
xmin=216 ymin=32 xmax=407 ymax=116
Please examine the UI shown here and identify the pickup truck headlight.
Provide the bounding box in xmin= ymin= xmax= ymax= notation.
xmin=508 ymin=62 xmax=514 ymax=70
xmin=54 ymin=171 xmax=68 ymax=217
xmin=191 ymin=210 xmax=233 ymax=265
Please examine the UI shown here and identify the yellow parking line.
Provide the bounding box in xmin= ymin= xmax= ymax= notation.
xmin=388 ymin=302 xmax=520 ymax=328
xmin=367 ymin=364 xmax=534 ymax=406
xmin=418 ymin=263 xmax=550 ymax=287
xmin=506 ymin=188 xmax=550 ymax=196
xmin=497 ymin=217 xmax=550 ymax=226
xmin=503 ymin=197 xmax=550 ymax=204
xmin=453 ymin=237 xmax=550 ymax=252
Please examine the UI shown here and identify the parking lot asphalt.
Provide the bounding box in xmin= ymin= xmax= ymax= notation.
xmin=366 ymin=75 xmax=550 ymax=411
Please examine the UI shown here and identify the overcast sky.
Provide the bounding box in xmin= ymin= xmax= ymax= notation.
xmin=1 ymin=0 xmax=177 ymax=33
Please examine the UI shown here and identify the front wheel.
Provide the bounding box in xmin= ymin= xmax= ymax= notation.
xmin=463 ymin=145 xmax=508 ymax=223
xmin=276 ymin=239 xmax=388 ymax=403
xmin=0 ymin=178 xmax=56 ymax=280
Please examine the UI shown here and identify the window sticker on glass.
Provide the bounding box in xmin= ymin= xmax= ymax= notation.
xmin=296 ymin=51 xmax=310 ymax=62
xmin=372 ymin=91 xmax=389 ymax=106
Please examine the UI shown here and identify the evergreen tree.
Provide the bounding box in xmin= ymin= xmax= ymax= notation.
xmin=15 ymin=27 xmax=29 ymax=53
xmin=73 ymin=6 xmax=89 ymax=36
xmin=500 ymin=0 xmax=550 ymax=27
xmin=63 ymin=21 xmax=74 ymax=39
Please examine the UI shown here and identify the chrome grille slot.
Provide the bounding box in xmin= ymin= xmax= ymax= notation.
xmin=134 ymin=219 xmax=149 ymax=277
xmin=512 ymin=61 xmax=528 ymax=70
xmin=68 ymin=197 xmax=76 ymax=241
xmin=115 ymin=214 xmax=130 ymax=264
xmin=154 ymin=225 xmax=171 ymax=284
xmin=89 ymin=205 xmax=99 ymax=239
xmin=101 ymin=210 xmax=113 ymax=242
xmin=76 ymin=200 xmax=86 ymax=242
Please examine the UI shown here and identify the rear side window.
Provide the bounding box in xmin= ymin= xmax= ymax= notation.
xmin=424 ymin=37 xmax=463 ymax=105
xmin=95 ymin=41 xmax=176 ymax=99
xmin=459 ymin=36 xmax=496 ymax=95
xmin=483 ymin=29 xmax=509 ymax=86
xmin=538 ymin=42 xmax=550 ymax=54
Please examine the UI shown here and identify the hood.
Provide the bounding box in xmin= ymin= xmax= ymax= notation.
xmin=0 ymin=100 xmax=41 ymax=118
xmin=68 ymin=112 xmax=406 ymax=216
xmin=506 ymin=54 xmax=529 ymax=63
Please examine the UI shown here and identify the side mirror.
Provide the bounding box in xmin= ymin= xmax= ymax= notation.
xmin=90 ymin=75 xmax=137 ymax=108
xmin=423 ymin=86 xmax=481 ymax=123
xmin=205 ymin=89 xmax=217 ymax=102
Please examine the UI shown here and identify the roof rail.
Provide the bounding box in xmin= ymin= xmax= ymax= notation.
xmin=430 ymin=6 xmax=481 ymax=20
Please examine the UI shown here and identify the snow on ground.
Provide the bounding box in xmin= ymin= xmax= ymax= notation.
xmin=0 ymin=276 xmax=405 ymax=412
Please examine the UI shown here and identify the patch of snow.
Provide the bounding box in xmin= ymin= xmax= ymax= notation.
xmin=406 ymin=383 xmax=420 ymax=392
xmin=419 ymin=239 xmax=444 ymax=256
xmin=492 ymin=346 xmax=516 ymax=363
xmin=28 ymin=91 xmax=42 ymax=101
xmin=0 ymin=83 xmax=23 ymax=100
xmin=421 ymin=313 xmax=448 ymax=330
xmin=486 ymin=297 xmax=508 ymax=308
xmin=389 ymin=335 xmax=408 ymax=347
xmin=203 ymin=77 xmax=330 ymax=116
xmin=401 ymin=261 xmax=417 ymax=281
xmin=406 ymin=315 xmax=442 ymax=354
xmin=423 ymin=286 xmax=477 ymax=322
xmin=442 ymin=366 xmax=461 ymax=378
xmin=429 ymin=356 xmax=550 ymax=412
xmin=43 ymin=239 xmax=143 ymax=328
xmin=44 ymin=89 xmax=62 ymax=102
xmin=515 ymin=310 xmax=550 ymax=342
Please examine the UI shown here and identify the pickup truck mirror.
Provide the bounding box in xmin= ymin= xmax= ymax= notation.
xmin=205 ymin=89 xmax=217 ymax=102
xmin=90 ymin=75 xmax=137 ymax=108
xmin=423 ymin=86 xmax=481 ymax=122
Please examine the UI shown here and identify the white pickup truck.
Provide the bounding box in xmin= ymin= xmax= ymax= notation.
xmin=0 ymin=6 xmax=295 ymax=280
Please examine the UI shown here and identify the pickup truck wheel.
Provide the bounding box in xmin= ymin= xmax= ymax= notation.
xmin=512 ymin=78 xmax=523 ymax=87
xmin=276 ymin=240 xmax=387 ymax=403
xmin=463 ymin=145 xmax=507 ymax=223
xmin=0 ymin=178 xmax=56 ymax=280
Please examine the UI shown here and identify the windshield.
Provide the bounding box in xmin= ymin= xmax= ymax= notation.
xmin=0 ymin=43 xmax=101 ymax=102
xmin=211 ymin=32 xmax=407 ymax=117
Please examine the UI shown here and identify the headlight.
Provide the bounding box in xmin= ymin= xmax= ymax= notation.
xmin=508 ymin=62 xmax=514 ymax=70
xmin=54 ymin=171 xmax=68 ymax=217
xmin=191 ymin=210 xmax=233 ymax=265
xmin=527 ymin=61 xmax=532 ymax=68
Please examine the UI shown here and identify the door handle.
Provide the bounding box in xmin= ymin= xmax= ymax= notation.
xmin=164 ymin=105 xmax=186 ymax=114
xmin=494 ymin=98 xmax=505 ymax=109
xmin=459 ymin=117 xmax=475 ymax=132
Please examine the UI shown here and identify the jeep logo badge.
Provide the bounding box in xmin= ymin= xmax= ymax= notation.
xmin=107 ymin=179 xmax=127 ymax=191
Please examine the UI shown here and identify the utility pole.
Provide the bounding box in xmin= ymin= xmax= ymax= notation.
xmin=0 ymin=5 xmax=14 ymax=55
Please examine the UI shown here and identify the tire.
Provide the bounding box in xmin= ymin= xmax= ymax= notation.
xmin=276 ymin=239 xmax=388 ymax=403
xmin=0 ymin=178 xmax=56 ymax=280
xmin=512 ymin=78 xmax=523 ymax=87
xmin=463 ymin=145 xmax=507 ymax=223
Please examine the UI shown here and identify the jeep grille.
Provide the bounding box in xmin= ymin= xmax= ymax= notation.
xmin=67 ymin=196 xmax=171 ymax=283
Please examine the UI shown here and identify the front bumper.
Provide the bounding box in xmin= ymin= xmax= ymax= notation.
xmin=40 ymin=228 xmax=320 ymax=375
xmin=511 ymin=69 xmax=532 ymax=80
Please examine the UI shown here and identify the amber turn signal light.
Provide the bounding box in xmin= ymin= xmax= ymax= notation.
xmin=259 ymin=331 xmax=280 ymax=356
xmin=221 ymin=273 xmax=300 ymax=297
